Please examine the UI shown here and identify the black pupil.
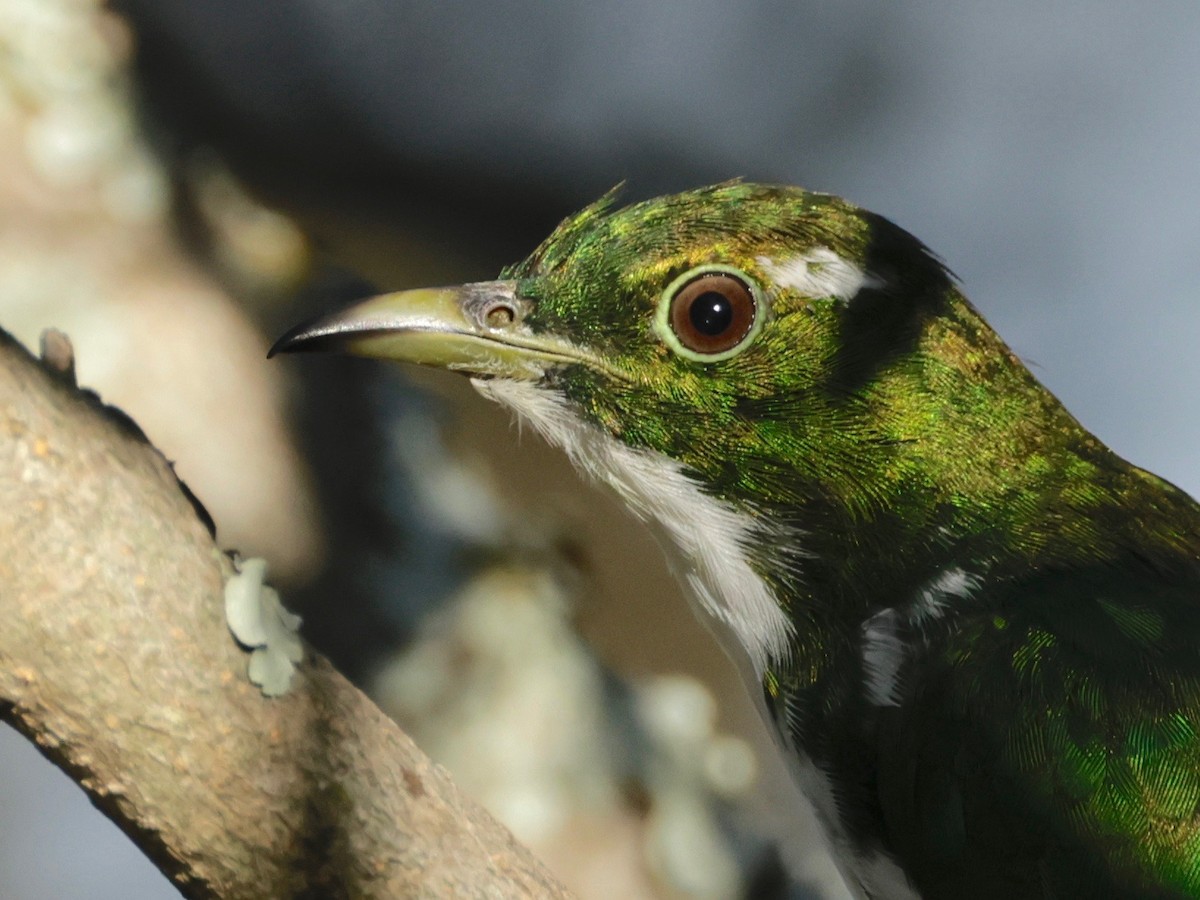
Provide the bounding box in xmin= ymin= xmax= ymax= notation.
xmin=689 ymin=291 xmax=734 ymax=335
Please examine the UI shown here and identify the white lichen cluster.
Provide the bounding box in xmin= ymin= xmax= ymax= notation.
xmin=224 ymin=557 xmax=303 ymax=697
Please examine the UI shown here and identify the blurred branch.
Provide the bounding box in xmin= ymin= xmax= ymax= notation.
xmin=0 ymin=328 xmax=569 ymax=899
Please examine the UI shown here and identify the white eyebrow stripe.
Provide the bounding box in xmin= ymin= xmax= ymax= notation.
xmin=757 ymin=247 xmax=881 ymax=301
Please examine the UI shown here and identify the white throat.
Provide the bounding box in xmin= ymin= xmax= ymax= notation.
xmin=470 ymin=378 xmax=795 ymax=676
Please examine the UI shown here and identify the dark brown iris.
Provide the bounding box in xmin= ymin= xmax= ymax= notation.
xmin=668 ymin=273 xmax=757 ymax=355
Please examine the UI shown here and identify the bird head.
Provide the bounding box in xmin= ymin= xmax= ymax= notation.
xmin=273 ymin=183 xmax=962 ymax=499
xmin=271 ymin=182 xmax=1087 ymax=675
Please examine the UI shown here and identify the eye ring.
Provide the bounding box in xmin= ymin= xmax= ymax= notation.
xmin=654 ymin=265 xmax=763 ymax=362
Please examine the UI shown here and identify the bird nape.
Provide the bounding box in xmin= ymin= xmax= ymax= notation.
xmin=272 ymin=182 xmax=1200 ymax=900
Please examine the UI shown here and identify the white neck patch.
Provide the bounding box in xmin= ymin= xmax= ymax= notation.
xmin=471 ymin=378 xmax=795 ymax=676
xmin=757 ymin=247 xmax=879 ymax=301
xmin=860 ymin=565 xmax=981 ymax=709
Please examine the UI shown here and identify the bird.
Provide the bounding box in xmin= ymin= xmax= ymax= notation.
xmin=272 ymin=182 xmax=1200 ymax=899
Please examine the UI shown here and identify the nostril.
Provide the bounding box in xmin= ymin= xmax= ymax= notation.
xmin=485 ymin=303 xmax=516 ymax=328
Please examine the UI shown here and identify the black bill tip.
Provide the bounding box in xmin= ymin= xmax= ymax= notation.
xmin=268 ymin=314 xmax=358 ymax=358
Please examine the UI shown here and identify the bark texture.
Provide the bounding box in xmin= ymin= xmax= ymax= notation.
xmin=0 ymin=328 xmax=569 ymax=899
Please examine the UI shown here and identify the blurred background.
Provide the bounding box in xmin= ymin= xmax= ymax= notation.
xmin=1 ymin=1 xmax=1199 ymax=897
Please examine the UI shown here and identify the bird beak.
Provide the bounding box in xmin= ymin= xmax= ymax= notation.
xmin=270 ymin=280 xmax=596 ymax=380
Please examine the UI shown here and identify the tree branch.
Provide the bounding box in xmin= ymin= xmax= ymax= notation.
xmin=0 ymin=328 xmax=569 ymax=898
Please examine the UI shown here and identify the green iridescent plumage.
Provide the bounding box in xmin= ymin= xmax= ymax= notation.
xmin=276 ymin=182 xmax=1200 ymax=898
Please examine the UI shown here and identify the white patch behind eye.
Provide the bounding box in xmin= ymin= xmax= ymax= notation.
xmin=757 ymin=247 xmax=879 ymax=301
xmin=471 ymin=377 xmax=795 ymax=676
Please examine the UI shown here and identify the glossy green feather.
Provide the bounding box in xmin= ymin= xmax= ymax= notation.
xmin=281 ymin=181 xmax=1200 ymax=898
xmin=509 ymin=183 xmax=1200 ymax=897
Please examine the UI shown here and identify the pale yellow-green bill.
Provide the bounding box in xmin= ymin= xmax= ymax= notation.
xmin=270 ymin=281 xmax=603 ymax=381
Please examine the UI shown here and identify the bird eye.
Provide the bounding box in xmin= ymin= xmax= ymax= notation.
xmin=656 ymin=266 xmax=762 ymax=361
